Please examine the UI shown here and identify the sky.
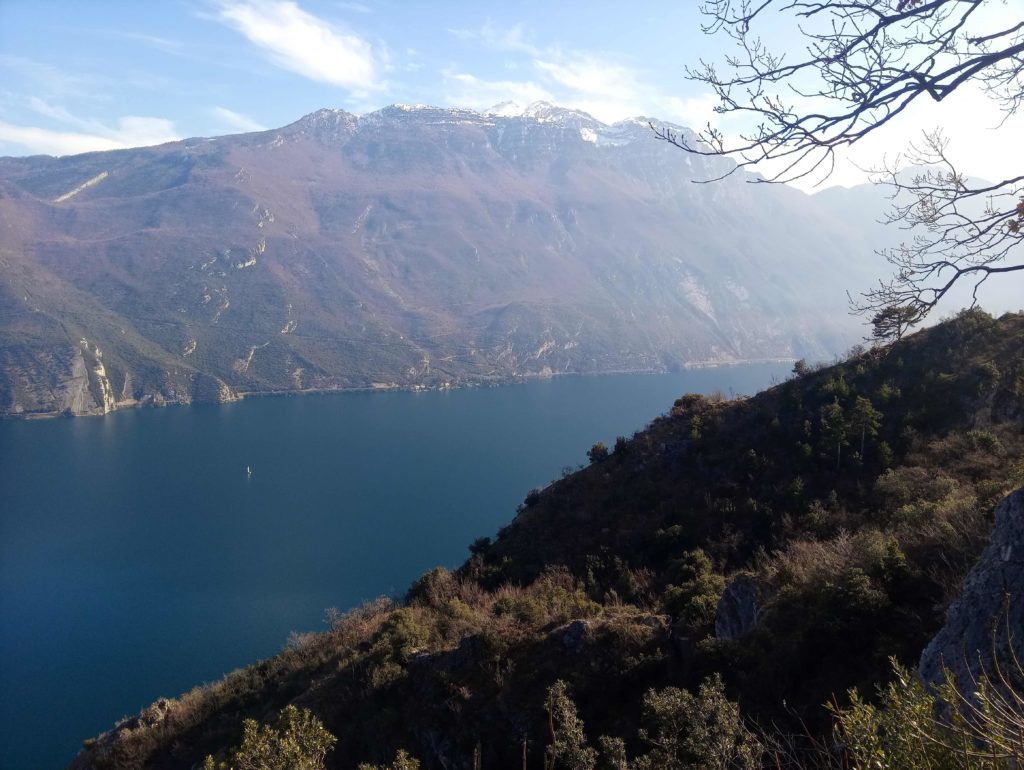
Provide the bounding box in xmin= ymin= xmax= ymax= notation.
xmin=0 ymin=0 xmax=1022 ymax=190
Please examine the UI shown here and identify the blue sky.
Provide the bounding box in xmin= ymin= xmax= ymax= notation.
xmin=0 ymin=2 xmax=722 ymax=152
xmin=0 ymin=0 xmax=1020 ymax=189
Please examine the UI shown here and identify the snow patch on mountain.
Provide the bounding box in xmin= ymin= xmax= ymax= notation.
xmin=485 ymin=101 xmax=526 ymax=117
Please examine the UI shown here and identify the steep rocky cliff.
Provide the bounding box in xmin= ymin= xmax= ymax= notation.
xmin=920 ymin=487 xmax=1024 ymax=689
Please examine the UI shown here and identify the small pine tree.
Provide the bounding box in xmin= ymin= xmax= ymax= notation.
xmin=544 ymin=680 xmax=598 ymax=770
xmin=662 ymin=549 xmax=726 ymax=631
xmin=850 ymin=395 xmax=882 ymax=459
xmin=820 ymin=399 xmax=847 ymax=470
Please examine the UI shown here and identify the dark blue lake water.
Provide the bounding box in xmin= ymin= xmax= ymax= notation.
xmin=0 ymin=366 xmax=788 ymax=769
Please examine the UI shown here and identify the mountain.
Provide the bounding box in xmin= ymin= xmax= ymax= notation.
xmin=66 ymin=309 xmax=1024 ymax=769
xmin=0 ymin=102 xmax=888 ymax=418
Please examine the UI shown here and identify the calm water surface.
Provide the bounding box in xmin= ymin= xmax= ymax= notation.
xmin=0 ymin=366 xmax=788 ymax=769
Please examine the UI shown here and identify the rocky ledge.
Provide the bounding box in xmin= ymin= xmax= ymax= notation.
xmin=919 ymin=486 xmax=1024 ymax=689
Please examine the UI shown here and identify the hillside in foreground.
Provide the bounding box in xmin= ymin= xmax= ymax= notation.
xmin=71 ymin=310 xmax=1024 ymax=769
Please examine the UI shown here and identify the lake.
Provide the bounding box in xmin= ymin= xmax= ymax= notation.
xmin=0 ymin=365 xmax=789 ymax=769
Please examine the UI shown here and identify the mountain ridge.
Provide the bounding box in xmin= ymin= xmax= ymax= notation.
xmin=0 ymin=102 xmax=886 ymax=418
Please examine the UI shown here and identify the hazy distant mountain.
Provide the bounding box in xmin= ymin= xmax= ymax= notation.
xmin=0 ymin=102 xmax=888 ymax=417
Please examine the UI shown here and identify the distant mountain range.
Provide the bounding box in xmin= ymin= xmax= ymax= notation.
xmin=0 ymin=102 xmax=890 ymax=417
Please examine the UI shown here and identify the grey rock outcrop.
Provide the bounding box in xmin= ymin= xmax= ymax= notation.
xmin=919 ymin=487 xmax=1024 ymax=688
xmin=560 ymin=619 xmax=591 ymax=651
xmin=715 ymin=574 xmax=760 ymax=640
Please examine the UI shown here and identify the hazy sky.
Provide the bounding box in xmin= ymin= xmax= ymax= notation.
xmin=1 ymin=0 xmax=1021 ymax=189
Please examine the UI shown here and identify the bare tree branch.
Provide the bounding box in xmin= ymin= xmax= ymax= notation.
xmin=668 ymin=0 xmax=1024 ymax=339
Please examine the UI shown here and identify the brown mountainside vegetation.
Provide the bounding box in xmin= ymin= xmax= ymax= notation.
xmin=0 ymin=104 xmax=887 ymax=417
xmin=71 ymin=310 xmax=1024 ymax=770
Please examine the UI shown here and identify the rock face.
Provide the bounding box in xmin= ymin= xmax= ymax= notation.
xmin=919 ymin=487 xmax=1024 ymax=688
xmin=560 ymin=619 xmax=591 ymax=652
xmin=715 ymin=574 xmax=760 ymax=640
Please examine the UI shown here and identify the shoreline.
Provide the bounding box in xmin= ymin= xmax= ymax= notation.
xmin=3 ymin=358 xmax=798 ymax=422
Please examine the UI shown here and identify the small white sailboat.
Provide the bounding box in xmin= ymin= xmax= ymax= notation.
xmin=246 ymin=465 xmax=252 ymax=478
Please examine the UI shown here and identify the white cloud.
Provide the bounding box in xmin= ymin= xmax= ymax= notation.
xmin=535 ymin=54 xmax=637 ymax=102
xmin=0 ymin=112 xmax=179 ymax=156
xmin=532 ymin=53 xmax=656 ymax=123
xmin=840 ymin=84 xmax=1024 ymax=188
xmin=0 ymin=122 xmax=124 ymax=156
xmin=448 ymin=20 xmax=1021 ymax=195
xmin=25 ymin=98 xmax=180 ymax=145
xmin=449 ymin=21 xmax=540 ymax=57
xmin=0 ymin=55 xmax=104 ymax=99
xmin=659 ymin=94 xmax=721 ymax=130
xmin=109 ymin=117 xmax=180 ymax=147
xmin=216 ymin=0 xmax=382 ymax=93
xmin=765 ymin=83 xmax=1024 ymax=192
xmin=97 ymin=30 xmax=192 ymax=57
xmin=0 ymin=116 xmax=179 ymax=156
xmin=445 ymin=24 xmax=706 ymax=126
xmin=443 ymin=71 xmax=554 ymax=111
xmin=27 ymin=97 xmax=81 ymax=125
xmin=211 ymin=106 xmax=267 ymax=132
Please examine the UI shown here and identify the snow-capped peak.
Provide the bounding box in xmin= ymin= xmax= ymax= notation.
xmin=520 ymin=101 xmax=588 ymax=121
xmin=286 ymin=108 xmax=359 ymax=138
xmin=485 ymin=101 xmax=525 ymax=117
xmin=613 ymin=116 xmax=654 ymax=129
xmin=393 ymin=103 xmax=438 ymax=112
xmin=484 ymin=101 xmax=599 ymax=124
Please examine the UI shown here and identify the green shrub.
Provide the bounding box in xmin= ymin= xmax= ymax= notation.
xmin=833 ymin=661 xmax=1024 ymax=770
xmin=373 ymin=607 xmax=433 ymax=661
xmin=205 ymin=705 xmax=335 ymax=770
xmin=357 ymin=749 xmax=421 ymax=770
xmin=441 ymin=597 xmax=473 ymax=620
xmin=495 ymin=570 xmax=601 ymax=626
xmin=672 ymin=393 xmax=709 ymax=414
xmin=973 ymin=361 xmax=1001 ymax=396
xmin=632 ymin=675 xmax=760 ymax=770
xmin=405 ymin=567 xmax=456 ymax=608
xmin=965 ymin=429 xmax=1006 ymax=456
xmin=875 ymin=466 xmax=958 ymax=507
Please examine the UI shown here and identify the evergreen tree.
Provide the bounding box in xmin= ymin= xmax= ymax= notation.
xmin=850 ymin=396 xmax=883 ymax=459
xmin=544 ymin=680 xmax=598 ymax=770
